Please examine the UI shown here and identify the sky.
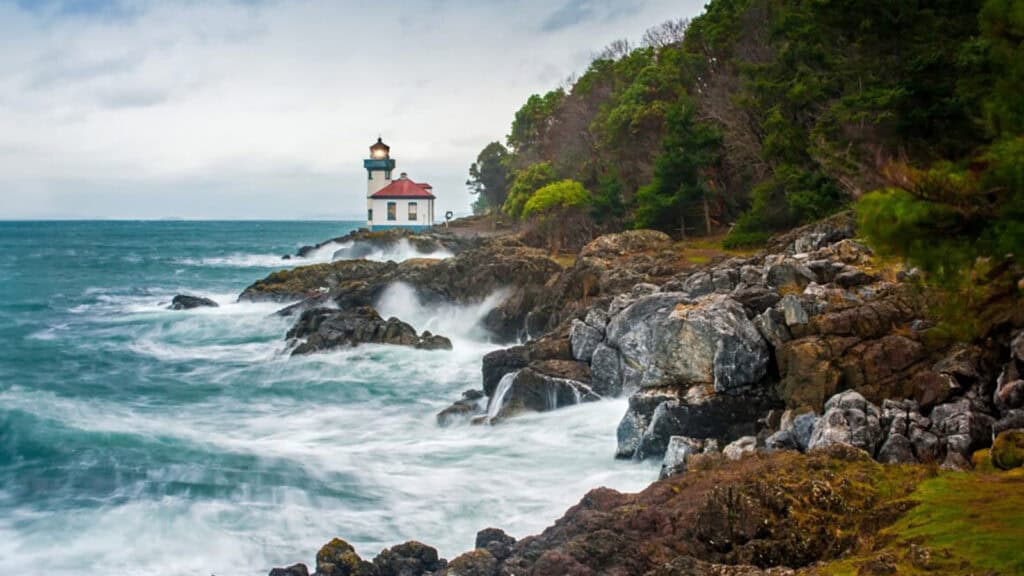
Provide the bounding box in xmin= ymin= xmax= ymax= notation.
xmin=0 ymin=0 xmax=705 ymax=220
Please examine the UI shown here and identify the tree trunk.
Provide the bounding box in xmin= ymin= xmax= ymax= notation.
xmin=679 ymin=212 xmax=687 ymax=241
xmin=703 ymin=197 xmax=713 ymax=236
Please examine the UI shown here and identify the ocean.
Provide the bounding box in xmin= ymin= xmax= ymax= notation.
xmin=0 ymin=221 xmax=656 ymax=575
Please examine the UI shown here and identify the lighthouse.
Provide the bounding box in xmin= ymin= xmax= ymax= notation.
xmin=364 ymin=137 xmax=436 ymax=231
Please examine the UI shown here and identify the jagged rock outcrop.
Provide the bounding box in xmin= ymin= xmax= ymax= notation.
xmin=616 ymin=386 xmax=778 ymax=461
xmin=286 ymin=307 xmax=451 ymax=355
xmin=806 ymin=391 xmax=883 ymax=456
xmin=243 ymin=244 xmax=563 ymax=341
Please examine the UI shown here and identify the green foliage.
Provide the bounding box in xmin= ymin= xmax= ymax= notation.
xmin=503 ymin=162 xmax=557 ymax=219
xmin=978 ymin=0 xmax=1024 ymax=136
xmin=522 ymin=180 xmax=592 ymax=218
xmin=466 ymin=142 xmax=511 ymax=214
xmin=590 ymin=170 xmax=626 ymax=224
xmin=633 ymin=98 xmax=721 ymax=233
xmin=507 ymin=90 xmax=565 ymax=158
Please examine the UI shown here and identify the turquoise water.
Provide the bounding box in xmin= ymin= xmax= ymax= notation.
xmin=0 ymin=221 xmax=655 ymax=575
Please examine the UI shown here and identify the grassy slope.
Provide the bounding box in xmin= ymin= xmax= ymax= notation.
xmin=817 ymin=463 xmax=1024 ymax=575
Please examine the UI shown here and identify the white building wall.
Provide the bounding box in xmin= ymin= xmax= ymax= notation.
xmin=369 ymin=198 xmax=434 ymax=228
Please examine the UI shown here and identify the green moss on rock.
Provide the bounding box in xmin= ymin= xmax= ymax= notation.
xmin=991 ymin=429 xmax=1024 ymax=470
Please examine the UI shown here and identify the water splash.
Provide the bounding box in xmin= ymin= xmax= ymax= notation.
xmin=374 ymin=282 xmax=507 ymax=344
xmin=486 ymin=371 xmax=518 ymax=422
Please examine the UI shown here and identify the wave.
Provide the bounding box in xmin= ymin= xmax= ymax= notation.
xmin=174 ymin=238 xmax=453 ymax=270
xmin=374 ymin=282 xmax=505 ymax=344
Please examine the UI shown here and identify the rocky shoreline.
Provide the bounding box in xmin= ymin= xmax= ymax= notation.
xmin=247 ymin=219 xmax=1023 ymax=575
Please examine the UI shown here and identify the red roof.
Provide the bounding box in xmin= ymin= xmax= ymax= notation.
xmin=371 ymin=177 xmax=436 ymax=199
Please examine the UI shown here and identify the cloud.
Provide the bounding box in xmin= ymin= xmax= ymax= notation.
xmin=0 ymin=0 xmax=705 ymax=219
xmin=541 ymin=0 xmax=644 ymax=32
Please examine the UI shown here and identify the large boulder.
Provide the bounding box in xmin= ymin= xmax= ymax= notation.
xmin=170 ymin=294 xmax=219 ymax=310
xmin=486 ymin=362 xmax=597 ymax=421
xmin=617 ymin=387 xmax=778 ymax=461
xmin=807 ymin=391 xmax=883 ymax=456
xmin=474 ymin=528 xmax=516 ymax=562
xmin=659 ymin=436 xmax=705 ymax=479
xmin=605 ymin=293 xmax=769 ymax=393
xmin=316 ymin=538 xmax=376 ymax=576
xmin=480 ymin=333 xmax=571 ymax=397
xmin=991 ymin=429 xmax=1024 ymax=470
xmin=286 ymin=307 xmax=451 ymax=355
xmin=876 ymin=399 xmax=939 ymax=464
xmin=929 ymin=398 xmax=995 ymax=461
xmin=372 ymin=541 xmax=444 ymax=576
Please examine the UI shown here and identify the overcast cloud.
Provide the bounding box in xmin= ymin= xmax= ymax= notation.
xmin=0 ymin=0 xmax=704 ymax=219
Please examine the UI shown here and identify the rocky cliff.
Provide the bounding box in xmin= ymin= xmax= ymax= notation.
xmin=255 ymin=220 xmax=1023 ymax=575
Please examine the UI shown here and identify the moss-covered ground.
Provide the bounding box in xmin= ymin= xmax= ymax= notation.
xmin=815 ymin=458 xmax=1024 ymax=576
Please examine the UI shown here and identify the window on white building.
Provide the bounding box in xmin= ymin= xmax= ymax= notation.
xmin=387 ymin=202 xmax=396 ymax=221
xmin=408 ymin=202 xmax=418 ymax=221
xmin=367 ymin=209 xmax=372 ymax=221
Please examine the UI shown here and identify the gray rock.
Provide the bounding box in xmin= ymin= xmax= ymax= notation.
xmin=287 ymin=307 xmax=452 ymax=355
xmin=780 ymin=294 xmax=809 ymax=326
xmin=994 ymin=362 xmax=1024 ymax=412
xmin=659 ymin=436 xmax=704 ymax=479
xmin=732 ymin=286 xmax=781 ymax=316
xmin=739 ymin=265 xmax=764 ymax=287
xmin=590 ymin=343 xmax=623 ymax=397
xmin=722 ymin=435 xmax=757 ymax=460
xmin=794 ymin=232 xmax=827 ymax=254
xmin=711 ymin=269 xmax=738 ymax=292
xmin=584 ymin=307 xmax=611 ymax=329
xmin=765 ymin=429 xmax=798 ymax=452
xmin=607 ymin=293 xmax=635 ymax=316
xmin=807 ymin=391 xmax=883 ymax=456
xmin=764 ymin=257 xmax=816 ymax=289
xmin=615 ymin=392 xmax=674 ymax=459
xmin=929 ymin=399 xmax=995 ymax=459
xmin=877 ymin=399 xmax=938 ymax=464
xmin=682 ymin=272 xmax=714 ymax=297
xmin=789 ymin=412 xmax=818 ymax=451
xmin=569 ymin=319 xmax=603 ymax=362
xmin=754 ymin=308 xmax=791 ymax=349
xmin=1012 ymin=331 xmax=1024 ymax=363
xmin=632 ymin=282 xmax=660 ymax=297
xmin=605 ymin=293 xmax=769 ymax=393
xmin=994 ymin=409 xmax=1024 ymax=435
xmin=619 ymin=388 xmax=775 ymax=461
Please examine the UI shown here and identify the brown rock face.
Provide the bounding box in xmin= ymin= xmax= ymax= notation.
xmin=496 ymin=447 xmax=925 ymax=575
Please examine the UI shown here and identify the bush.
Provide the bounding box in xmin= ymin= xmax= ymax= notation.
xmin=522 ymin=180 xmax=592 ymax=218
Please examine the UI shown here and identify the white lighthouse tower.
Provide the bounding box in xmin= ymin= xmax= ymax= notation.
xmin=364 ymin=137 xmax=394 ymax=225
